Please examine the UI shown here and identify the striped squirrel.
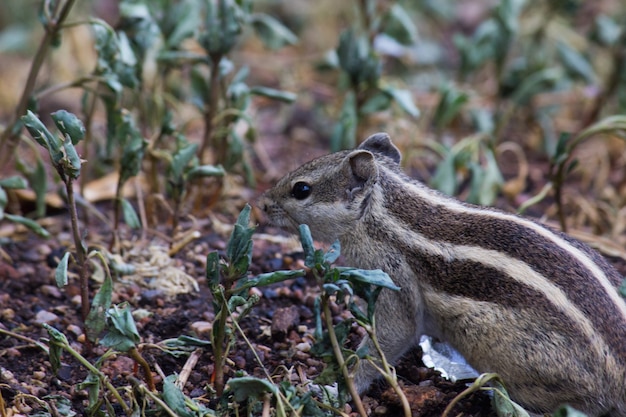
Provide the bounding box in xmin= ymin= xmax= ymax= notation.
xmin=260 ymin=133 xmax=626 ymax=416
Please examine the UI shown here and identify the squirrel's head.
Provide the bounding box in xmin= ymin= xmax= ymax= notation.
xmin=259 ymin=133 xmax=401 ymax=242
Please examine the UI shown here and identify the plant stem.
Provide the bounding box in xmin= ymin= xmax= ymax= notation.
xmin=367 ymin=323 xmax=411 ymax=417
xmin=199 ymin=53 xmax=223 ymax=164
xmin=0 ymin=0 xmax=77 ymax=168
xmin=0 ymin=328 xmax=49 ymax=354
xmin=212 ymin=286 xmax=230 ymax=396
xmin=65 ymin=178 xmax=91 ymax=338
xmin=128 ymin=347 xmax=155 ymax=392
xmin=59 ymin=341 xmax=132 ymax=416
xmin=321 ymin=296 xmax=368 ymax=417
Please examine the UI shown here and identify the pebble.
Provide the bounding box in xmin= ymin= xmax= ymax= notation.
xmin=66 ymin=324 xmax=83 ymax=337
xmin=374 ymin=405 xmax=388 ymax=415
xmin=39 ymin=285 xmax=63 ymax=299
xmin=295 ymin=341 xmax=311 ymax=352
xmin=34 ymin=310 xmax=59 ymax=324
xmin=1 ymin=308 xmax=15 ymax=321
xmin=190 ymin=321 xmax=213 ymax=335
xmin=32 ymin=371 xmax=46 ymax=380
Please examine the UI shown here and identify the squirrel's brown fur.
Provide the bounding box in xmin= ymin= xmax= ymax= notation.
xmin=260 ymin=133 xmax=626 ymax=416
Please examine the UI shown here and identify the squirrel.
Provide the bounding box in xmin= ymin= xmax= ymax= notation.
xmin=259 ymin=133 xmax=626 ymax=416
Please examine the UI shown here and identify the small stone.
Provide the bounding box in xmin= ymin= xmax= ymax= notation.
xmin=32 ymin=371 xmax=46 ymax=380
xmin=271 ymin=305 xmax=300 ymax=336
xmin=374 ymin=405 xmax=388 ymax=415
xmin=67 ymin=324 xmax=83 ymax=337
xmin=190 ymin=321 xmax=213 ymax=335
xmin=2 ymin=308 xmax=15 ymax=321
xmin=295 ymin=341 xmax=311 ymax=352
xmin=39 ymin=285 xmax=63 ymax=299
xmin=35 ymin=310 xmax=59 ymax=324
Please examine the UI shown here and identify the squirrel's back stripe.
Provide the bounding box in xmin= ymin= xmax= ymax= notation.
xmin=376 ymin=169 xmax=626 ymax=363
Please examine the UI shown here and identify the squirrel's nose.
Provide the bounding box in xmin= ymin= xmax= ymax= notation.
xmin=256 ymin=193 xmax=270 ymax=212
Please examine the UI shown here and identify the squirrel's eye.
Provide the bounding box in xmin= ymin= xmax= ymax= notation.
xmin=291 ymin=182 xmax=312 ymax=200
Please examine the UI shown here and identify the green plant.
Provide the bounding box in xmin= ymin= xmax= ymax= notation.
xmin=205 ymin=204 xmax=305 ymax=396
xmin=325 ymin=0 xmax=420 ymax=151
xmin=0 ymin=0 xmax=78 ymax=169
xmin=298 ymin=224 xmax=409 ymax=417
xmin=22 ymin=110 xmax=92 ymax=328
xmin=0 ymin=175 xmax=49 ymax=238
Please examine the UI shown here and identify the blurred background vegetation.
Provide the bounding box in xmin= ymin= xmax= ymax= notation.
xmin=1 ymin=1 xmax=626 ymax=415
xmin=0 ymin=0 xmax=625 ymax=243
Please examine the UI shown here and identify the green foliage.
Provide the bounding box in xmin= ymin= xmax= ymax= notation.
xmin=298 ymin=224 xmax=405 ymax=413
xmin=327 ymin=1 xmax=420 ymax=151
xmin=22 ymin=110 xmax=83 ymax=182
xmin=0 ymin=174 xmax=50 ymax=237
xmin=206 ymin=204 xmax=306 ymax=396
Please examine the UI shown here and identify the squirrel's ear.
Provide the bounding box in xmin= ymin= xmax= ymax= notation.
xmin=348 ymin=150 xmax=378 ymax=184
xmin=358 ymin=132 xmax=401 ymax=164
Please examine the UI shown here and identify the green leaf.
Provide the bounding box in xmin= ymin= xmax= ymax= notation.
xmin=338 ymin=268 xmax=400 ymax=290
xmin=171 ymin=143 xmax=199 ymax=180
xmin=492 ymin=379 xmax=531 ymax=417
xmin=238 ymin=270 xmax=305 ymax=291
xmin=186 ymin=165 xmax=225 ymax=181
xmin=0 ymin=176 xmax=27 ymax=189
xmin=77 ymin=372 xmax=100 ymax=413
xmin=510 ymin=67 xmax=561 ymax=105
xmin=118 ymin=112 xmax=147 ymax=185
xmin=430 ymin=152 xmax=458 ymax=196
xmin=0 ymin=187 xmax=6 ymax=213
xmin=100 ymin=304 xmax=140 ymax=352
xmin=162 ymin=375 xmax=197 ymax=417
xmin=55 ymin=252 xmax=70 ymax=288
xmin=42 ymin=323 xmax=69 ymax=373
xmin=86 ymin=272 xmax=113 ymax=342
xmin=51 ymin=110 xmax=86 ymax=145
xmin=382 ymin=4 xmax=418 ymax=46
xmin=161 ymin=0 xmax=202 ymax=48
xmin=206 ymin=251 xmax=221 ymax=288
xmin=61 ymin=137 xmax=82 ymax=180
xmin=298 ymin=224 xmax=316 ymax=268
xmin=22 ymin=110 xmax=63 ymax=164
xmin=619 ymin=278 xmax=626 ymax=299
xmin=556 ymin=42 xmax=596 ymax=84
xmin=591 ymin=15 xmax=622 ymax=47
xmin=336 ymin=29 xmax=380 ymax=86
xmin=121 ymin=198 xmax=141 ymax=229
xmin=384 ymin=87 xmax=420 ymax=118
xmin=162 ymin=335 xmax=212 ymax=349
xmin=433 ymin=83 xmax=468 ymax=130
xmin=4 ymin=213 xmax=50 ymax=238
xmin=467 ymin=149 xmax=503 ymax=206
xmin=198 ymin=0 xmax=242 ymax=56
xmin=228 ymin=376 xmax=277 ymax=402
xmin=249 ymin=86 xmax=297 ymax=103
xmin=360 ymin=91 xmax=392 ymax=114
xmin=330 ymin=91 xmax=357 ymax=151
xmin=324 ymin=240 xmax=341 ymax=264
xmin=552 ymin=405 xmax=589 ymax=417
xmin=249 ymin=13 xmax=298 ymax=50
xmin=226 ymin=204 xmax=255 ymax=276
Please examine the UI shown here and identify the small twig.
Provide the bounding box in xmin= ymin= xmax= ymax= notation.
xmin=177 ymin=348 xmax=202 ymax=389
xmin=128 ymin=347 xmax=155 ymax=392
xmin=0 ymin=328 xmax=49 ymax=354
xmin=321 ymin=297 xmax=368 ymax=417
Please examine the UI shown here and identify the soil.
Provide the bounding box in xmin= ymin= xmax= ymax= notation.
xmin=1 ymin=127 xmax=626 ymax=416
xmin=0 ymin=203 xmax=495 ymax=417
